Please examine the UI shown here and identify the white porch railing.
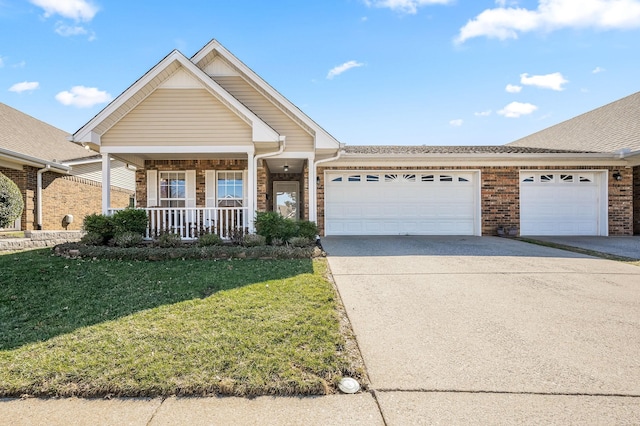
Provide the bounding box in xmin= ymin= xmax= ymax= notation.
xmin=108 ymin=207 xmax=249 ymax=240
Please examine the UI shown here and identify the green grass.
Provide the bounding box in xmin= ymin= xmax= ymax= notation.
xmin=0 ymin=249 xmax=361 ymax=397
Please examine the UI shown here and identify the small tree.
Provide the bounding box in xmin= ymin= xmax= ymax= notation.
xmin=0 ymin=173 xmax=24 ymax=228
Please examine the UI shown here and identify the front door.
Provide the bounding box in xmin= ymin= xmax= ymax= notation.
xmin=273 ymin=181 xmax=299 ymax=220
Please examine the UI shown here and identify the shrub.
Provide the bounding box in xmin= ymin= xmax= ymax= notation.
xmin=80 ymin=232 xmax=104 ymax=246
xmin=271 ymin=237 xmax=285 ymax=247
xmin=255 ymin=211 xmax=297 ymax=244
xmin=242 ymin=234 xmax=266 ymax=247
xmin=297 ymin=220 xmax=319 ymax=240
xmin=83 ymin=213 xmax=115 ymax=244
xmin=112 ymin=208 xmax=148 ymax=235
xmin=113 ymin=231 xmax=144 ymax=248
xmin=155 ymin=232 xmax=182 ymax=248
xmin=289 ymin=237 xmax=313 ymax=248
xmin=0 ymin=172 xmax=24 ymax=228
xmin=198 ymin=233 xmax=223 ymax=247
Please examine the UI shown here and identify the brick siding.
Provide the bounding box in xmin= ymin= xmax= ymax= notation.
xmin=1 ymin=166 xmax=132 ymax=231
xmin=634 ymin=166 xmax=640 ymax=235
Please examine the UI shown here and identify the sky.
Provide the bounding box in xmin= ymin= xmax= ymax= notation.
xmin=1 ymin=0 xmax=640 ymax=147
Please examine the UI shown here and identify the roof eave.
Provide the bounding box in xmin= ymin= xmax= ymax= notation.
xmin=0 ymin=147 xmax=70 ymax=172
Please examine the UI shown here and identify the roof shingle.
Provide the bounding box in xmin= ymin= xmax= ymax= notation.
xmin=344 ymin=145 xmax=597 ymax=155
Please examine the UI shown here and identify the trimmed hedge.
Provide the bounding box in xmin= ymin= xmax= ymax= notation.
xmin=0 ymin=172 xmax=24 ymax=228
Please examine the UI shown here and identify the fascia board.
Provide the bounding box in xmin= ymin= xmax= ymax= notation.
xmin=73 ymin=50 xmax=280 ymax=144
xmin=195 ymin=41 xmax=341 ymax=149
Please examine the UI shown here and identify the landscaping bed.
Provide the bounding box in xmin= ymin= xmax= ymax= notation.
xmin=0 ymin=249 xmax=365 ymax=397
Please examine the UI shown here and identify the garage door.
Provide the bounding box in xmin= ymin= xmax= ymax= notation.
xmin=520 ymin=171 xmax=606 ymax=236
xmin=325 ymin=171 xmax=479 ymax=236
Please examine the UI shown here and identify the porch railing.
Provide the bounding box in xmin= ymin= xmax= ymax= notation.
xmin=108 ymin=207 xmax=249 ymax=240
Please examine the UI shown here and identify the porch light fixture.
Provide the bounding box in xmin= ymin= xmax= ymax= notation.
xmin=613 ymin=171 xmax=622 ymax=181
xmin=283 ymin=164 xmax=289 ymax=172
xmin=316 ymin=176 xmax=320 ymax=186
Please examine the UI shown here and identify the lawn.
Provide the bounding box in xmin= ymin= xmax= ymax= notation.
xmin=0 ymin=249 xmax=362 ymax=397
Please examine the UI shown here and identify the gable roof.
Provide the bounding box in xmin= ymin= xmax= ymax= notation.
xmin=192 ymin=40 xmax=341 ymax=150
xmin=72 ymin=49 xmax=281 ymax=145
xmin=0 ymin=102 xmax=93 ymax=164
xmin=508 ymin=91 xmax=640 ymax=153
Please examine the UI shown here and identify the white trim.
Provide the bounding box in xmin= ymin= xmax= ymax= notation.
xmin=205 ymin=170 xmax=216 ymax=207
xmin=101 ymin=154 xmax=111 ymax=214
xmin=101 ymin=146 xmax=256 ymax=155
xmin=323 ymin=169 xmax=482 ymax=236
xmin=147 ymin=170 xmax=158 ymax=207
xmin=72 ymin=50 xmax=280 ymax=144
xmin=185 ymin=170 xmax=196 ymax=207
xmin=273 ymin=181 xmax=300 ymax=220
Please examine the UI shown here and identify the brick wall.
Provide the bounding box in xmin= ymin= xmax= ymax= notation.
xmin=1 ymin=166 xmax=132 ymax=231
xmin=137 ymin=159 xmax=248 ymax=208
xmin=634 ymin=166 xmax=640 ymax=235
xmin=316 ymin=165 xmax=634 ymax=237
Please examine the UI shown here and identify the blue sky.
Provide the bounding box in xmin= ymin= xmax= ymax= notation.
xmin=1 ymin=0 xmax=640 ymax=146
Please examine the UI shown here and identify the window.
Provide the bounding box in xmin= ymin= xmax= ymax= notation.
xmin=560 ymin=174 xmax=573 ymax=182
xmin=540 ymin=174 xmax=554 ymax=183
xmin=348 ymin=175 xmax=361 ymax=182
xmin=439 ymin=175 xmax=453 ymax=182
xmin=366 ymin=174 xmax=379 ymax=182
xmin=159 ymin=172 xmax=186 ymax=207
xmin=217 ymin=171 xmax=243 ymax=207
xmin=522 ymin=176 xmax=535 ymax=183
xmin=403 ymin=174 xmax=416 ymax=182
xmin=332 ymin=176 xmax=343 ymax=182
xmin=421 ymin=174 xmax=435 ymax=182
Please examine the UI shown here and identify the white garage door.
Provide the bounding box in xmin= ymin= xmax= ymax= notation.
xmin=520 ymin=171 xmax=606 ymax=236
xmin=325 ymin=171 xmax=479 ymax=236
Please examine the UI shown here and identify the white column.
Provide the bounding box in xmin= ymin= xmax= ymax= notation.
xmin=308 ymin=155 xmax=317 ymax=222
xmin=101 ymin=153 xmax=111 ymax=214
xmin=247 ymin=153 xmax=256 ymax=232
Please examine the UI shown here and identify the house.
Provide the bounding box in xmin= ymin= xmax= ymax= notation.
xmin=0 ymin=103 xmax=135 ymax=232
xmin=70 ymin=40 xmax=640 ymax=239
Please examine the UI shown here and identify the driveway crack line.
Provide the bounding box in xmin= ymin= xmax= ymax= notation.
xmin=145 ymin=396 xmax=167 ymax=426
xmin=373 ymin=389 xmax=640 ymax=398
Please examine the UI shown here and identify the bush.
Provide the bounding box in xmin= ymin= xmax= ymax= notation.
xmin=198 ymin=233 xmax=223 ymax=247
xmin=0 ymin=172 xmax=24 ymax=228
xmin=113 ymin=231 xmax=144 ymax=248
xmin=242 ymin=234 xmax=266 ymax=247
xmin=255 ymin=211 xmax=297 ymax=244
xmin=297 ymin=221 xmax=319 ymax=240
xmin=288 ymin=237 xmax=313 ymax=248
xmin=83 ymin=213 xmax=115 ymax=244
xmin=80 ymin=232 xmax=104 ymax=246
xmin=155 ymin=232 xmax=182 ymax=248
xmin=112 ymin=208 xmax=148 ymax=235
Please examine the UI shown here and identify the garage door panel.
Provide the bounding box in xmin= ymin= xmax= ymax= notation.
xmin=325 ymin=171 xmax=478 ymax=236
xmin=520 ymin=171 xmax=604 ymax=236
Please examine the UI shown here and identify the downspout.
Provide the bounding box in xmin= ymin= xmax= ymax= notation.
xmin=311 ymin=148 xmax=345 ymax=225
xmin=36 ymin=165 xmax=51 ymax=230
xmin=250 ymin=136 xmax=286 ymax=230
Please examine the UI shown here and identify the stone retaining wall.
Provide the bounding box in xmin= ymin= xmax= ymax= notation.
xmin=0 ymin=231 xmax=84 ymax=251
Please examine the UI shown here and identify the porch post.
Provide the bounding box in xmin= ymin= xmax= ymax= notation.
xmin=247 ymin=151 xmax=255 ymax=232
xmin=101 ymin=153 xmax=111 ymax=214
xmin=308 ymin=154 xmax=317 ymax=223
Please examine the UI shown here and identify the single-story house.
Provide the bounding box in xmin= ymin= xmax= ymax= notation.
xmin=0 ymin=103 xmax=135 ymax=231
xmin=70 ymin=40 xmax=640 ymax=238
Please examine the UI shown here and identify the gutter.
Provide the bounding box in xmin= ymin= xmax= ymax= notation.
xmin=250 ymin=136 xmax=286 ymax=230
xmin=314 ymin=147 xmax=345 ymax=168
xmin=0 ymin=147 xmax=70 ymax=172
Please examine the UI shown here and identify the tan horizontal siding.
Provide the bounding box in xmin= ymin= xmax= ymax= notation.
xmin=69 ymin=160 xmax=136 ymax=192
xmin=102 ymin=89 xmax=252 ymax=147
xmin=213 ymin=76 xmax=314 ymax=152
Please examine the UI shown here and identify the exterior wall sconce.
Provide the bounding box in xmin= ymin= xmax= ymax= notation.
xmin=316 ymin=176 xmax=321 ymax=187
xmin=283 ymin=164 xmax=289 ymax=172
xmin=613 ymin=171 xmax=622 ymax=181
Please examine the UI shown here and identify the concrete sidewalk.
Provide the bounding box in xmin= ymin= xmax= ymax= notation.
xmin=527 ymin=236 xmax=640 ymax=260
xmin=0 ymin=394 xmax=383 ymax=426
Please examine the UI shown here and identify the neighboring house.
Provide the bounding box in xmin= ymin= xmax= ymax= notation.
xmin=71 ymin=40 xmax=640 ymax=238
xmin=0 ymin=103 xmax=135 ymax=231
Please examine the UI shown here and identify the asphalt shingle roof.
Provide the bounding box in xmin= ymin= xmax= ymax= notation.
xmin=508 ymin=91 xmax=640 ymax=153
xmin=344 ymin=145 xmax=596 ymax=155
xmin=0 ymin=102 xmax=93 ymax=163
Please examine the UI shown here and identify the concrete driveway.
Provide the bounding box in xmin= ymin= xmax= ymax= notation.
xmin=527 ymin=236 xmax=640 ymax=260
xmin=323 ymin=236 xmax=640 ymax=424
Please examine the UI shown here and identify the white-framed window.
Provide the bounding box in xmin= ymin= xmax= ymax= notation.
xmin=159 ymin=171 xmax=186 ymax=207
xmin=217 ymin=171 xmax=244 ymax=207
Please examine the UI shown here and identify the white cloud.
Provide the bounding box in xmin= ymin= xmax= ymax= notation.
xmin=364 ymin=0 xmax=453 ymax=15
xmin=30 ymin=0 xmax=98 ymax=21
xmin=498 ymin=101 xmax=538 ymax=118
xmin=9 ymin=81 xmax=40 ymax=93
xmin=505 ymin=84 xmax=522 ymax=93
xmin=456 ymin=0 xmax=640 ymax=44
xmin=449 ymin=119 xmax=463 ymax=126
xmin=520 ymin=72 xmax=568 ymax=90
xmin=474 ymin=110 xmax=492 ymax=116
xmin=327 ymin=60 xmax=364 ymax=79
xmin=12 ymin=61 xmax=26 ymax=68
xmin=54 ymin=22 xmax=87 ymax=36
xmin=55 ymin=85 xmax=112 ymax=108
xmin=592 ymin=66 xmax=605 ymax=73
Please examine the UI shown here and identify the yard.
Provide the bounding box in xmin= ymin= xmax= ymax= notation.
xmin=0 ymin=249 xmax=363 ymax=397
